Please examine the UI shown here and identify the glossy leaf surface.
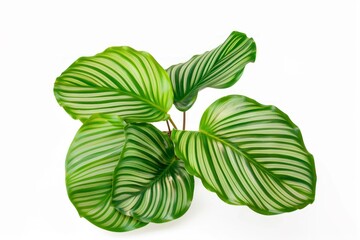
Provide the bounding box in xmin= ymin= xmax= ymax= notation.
xmin=167 ymin=31 xmax=256 ymax=111
xmin=55 ymin=47 xmax=173 ymax=122
xmin=172 ymin=95 xmax=316 ymax=214
xmin=113 ymin=124 xmax=194 ymax=223
xmin=66 ymin=115 xmax=147 ymax=231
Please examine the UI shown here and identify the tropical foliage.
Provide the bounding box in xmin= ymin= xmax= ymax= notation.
xmin=54 ymin=31 xmax=316 ymax=232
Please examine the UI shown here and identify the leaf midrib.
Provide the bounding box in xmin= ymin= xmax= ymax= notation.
xmin=121 ymin=157 xmax=177 ymax=200
xmin=198 ymin=129 xmax=308 ymax=195
xmin=173 ymin=37 xmax=255 ymax=105
xmin=55 ymin=82 xmax=168 ymax=114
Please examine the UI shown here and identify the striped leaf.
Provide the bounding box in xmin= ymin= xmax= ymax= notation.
xmin=112 ymin=123 xmax=194 ymax=223
xmin=167 ymin=31 xmax=256 ymax=111
xmin=66 ymin=115 xmax=147 ymax=232
xmin=54 ymin=46 xmax=173 ymax=123
xmin=172 ymin=95 xmax=316 ymax=215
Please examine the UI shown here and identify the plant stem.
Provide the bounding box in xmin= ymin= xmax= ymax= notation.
xmin=183 ymin=111 xmax=186 ymax=130
xmin=166 ymin=120 xmax=171 ymax=134
xmin=169 ymin=117 xmax=178 ymax=130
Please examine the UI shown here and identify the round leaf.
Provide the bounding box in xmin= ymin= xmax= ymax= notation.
xmin=55 ymin=46 xmax=173 ymax=122
xmin=167 ymin=31 xmax=256 ymax=111
xmin=112 ymin=123 xmax=194 ymax=223
xmin=172 ymin=95 xmax=316 ymax=215
xmin=66 ymin=115 xmax=147 ymax=232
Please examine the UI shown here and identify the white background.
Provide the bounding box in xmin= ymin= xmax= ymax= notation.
xmin=1 ymin=0 xmax=359 ymax=239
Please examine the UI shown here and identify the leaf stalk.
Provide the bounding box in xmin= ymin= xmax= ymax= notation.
xmin=183 ymin=112 xmax=186 ymax=130
xmin=169 ymin=117 xmax=178 ymax=130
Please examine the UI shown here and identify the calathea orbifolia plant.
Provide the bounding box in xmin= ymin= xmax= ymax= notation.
xmin=54 ymin=31 xmax=316 ymax=232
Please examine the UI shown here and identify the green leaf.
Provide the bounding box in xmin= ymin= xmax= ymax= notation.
xmin=112 ymin=123 xmax=194 ymax=223
xmin=54 ymin=46 xmax=173 ymax=123
xmin=172 ymin=95 xmax=316 ymax=215
xmin=66 ymin=115 xmax=147 ymax=232
xmin=167 ymin=31 xmax=256 ymax=111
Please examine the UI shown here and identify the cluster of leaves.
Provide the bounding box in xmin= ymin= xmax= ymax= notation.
xmin=54 ymin=31 xmax=316 ymax=232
